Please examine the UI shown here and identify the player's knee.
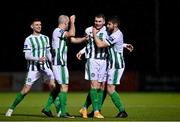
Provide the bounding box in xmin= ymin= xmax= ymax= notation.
xmin=91 ymin=80 xmax=99 ymax=88
xmin=107 ymin=85 xmax=115 ymax=94
xmin=21 ymin=86 xmax=31 ymax=95
xmin=61 ymin=84 xmax=68 ymax=92
xmin=100 ymin=83 xmax=106 ymax=90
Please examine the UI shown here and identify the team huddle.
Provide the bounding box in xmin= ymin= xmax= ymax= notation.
xmin=5 ymin=14 xmax=134 ymax=119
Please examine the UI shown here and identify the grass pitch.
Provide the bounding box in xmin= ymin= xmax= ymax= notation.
xmin=0 ymin=91 xmax=180 ymax=121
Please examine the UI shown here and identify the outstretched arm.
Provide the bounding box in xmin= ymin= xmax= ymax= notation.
xmin=76 ymin=47 xmax=86 ymax=60
xmin=123 ymin=43 xmax=134 ymax=52
xmin=70 ymin=35 xmax=89 ymax=43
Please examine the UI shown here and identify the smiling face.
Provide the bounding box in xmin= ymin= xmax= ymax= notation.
xmin=94 ymin=17 xmax=105 ymax=30
xmin=31 ymin=21 xmax=42 ymax=34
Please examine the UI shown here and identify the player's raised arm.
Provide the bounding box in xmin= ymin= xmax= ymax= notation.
xmin=64 ymin=15 xmax=76 ymax=38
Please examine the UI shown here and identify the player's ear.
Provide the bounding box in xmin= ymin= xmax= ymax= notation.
xmin=30 ymin=25 xmax=33 ymax=29
xmin=103 ymin=20 xmax=105 ymax=25
xmin=114 ymin=23 xmax=118 ymax=28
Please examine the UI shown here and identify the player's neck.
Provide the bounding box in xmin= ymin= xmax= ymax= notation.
xmin=113 ymin=28 xmax=119 ymax=33
xmin=32 ymin=32 xmax=41 ymax=36
xmin=58 ymin=24 xmax=65 ymax=30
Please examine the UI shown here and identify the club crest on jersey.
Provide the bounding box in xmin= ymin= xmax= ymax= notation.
xmin=27 ymin=78 xmax=31 ymax=82
xmin=91 ymin=73 xmax=95 ymax=77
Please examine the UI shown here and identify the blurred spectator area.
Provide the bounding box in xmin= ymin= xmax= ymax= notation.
xmin=1 ymin=71 xmax=180 ymax=92
xmin=0 ymin=71 xmax=139 ymax=92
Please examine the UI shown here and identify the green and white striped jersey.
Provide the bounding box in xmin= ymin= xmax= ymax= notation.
xmin=23 ymin=34 xmax=51 ymax=71
xmin=85 ymin=26 xmax=108 ymax=59
xmin=104 ymin=29 xmax=125 ymax=69
xmin=52 ymin=28 xmax=68 ymax=66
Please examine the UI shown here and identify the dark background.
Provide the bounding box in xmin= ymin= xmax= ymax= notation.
xmin=0 ymin=0 xmax=180 ymax=77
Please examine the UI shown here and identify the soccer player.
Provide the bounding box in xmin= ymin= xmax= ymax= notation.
xmin=41 ymin=15 xmax=86 ymax=118
xmin=77 ymin=43 xmax=133 ymax=117
xmin=92 ymin=15 xmax=129 ymax=118
xmin=77 ymin=46 xmax=107 ymax=117
xmin=78 ymin=13 xmax=108 ymax=119
xmin=5 ymin=18 xmax=56 ymax=117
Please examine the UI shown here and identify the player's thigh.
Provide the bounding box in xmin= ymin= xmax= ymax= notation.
xmin=43 ymin=68 xmax=54 ymax=80
xmin=107 ymin=68 xmax=124 ymax=85
xmin=98 ymin=59 xmax=107 ymax=82
xmin=25 ymin=71 xmax=41 ymax=85
xmin=85 ymin=59 xmax=99 ymax=81
xmin=52 ymin=65 xmax=69 ymax=84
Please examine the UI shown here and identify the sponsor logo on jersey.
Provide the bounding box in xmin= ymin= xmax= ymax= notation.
xmin=24 ymin=45 xmax=28 ymax=48
xmin=108 ymin=36 xmax=114 ymax=42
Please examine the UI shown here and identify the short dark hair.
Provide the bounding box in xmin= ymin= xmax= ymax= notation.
xmin=31 ymin=18 xmax=41 ymax=24
xmin=108 ymin=16 xmax=120 ymax=27
xmin=95 ymin=13 xmax=106 ymax=20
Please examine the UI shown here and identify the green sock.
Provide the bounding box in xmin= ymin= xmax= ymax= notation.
xmin=90 ymin=88 xmax=98 ymax=111
xmin=97 ymin=89 xmax=104 ymax=110
xmin=53 ymin=87 xmax=60 ymax=112
xmin=10 ymin=92 xmax=24 ymax=110
xmin=110 ymin=91 xmax=125 ymax=112
xmin=54 ymin=97 xmax=61 ymax=113
xmin=83 ymin=91 xmax=91 ymax=108
xmin=44 ymin=90 xmax=58 ymax=111
xmin=58 ymin=91 xmax=67 ymax=115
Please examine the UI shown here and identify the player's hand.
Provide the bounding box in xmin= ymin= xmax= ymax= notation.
xmin=83 ymin=35 xmax=90 ymax=42
xmin=39 ymin=57 xmax=46 ymax=64
xmin=126 ymin=44 xmax=134 ymax=52
xmin=70 ymin=15 xmax=76 ymax=23
xmin=76 ymin=52 xmax=82 ymax=60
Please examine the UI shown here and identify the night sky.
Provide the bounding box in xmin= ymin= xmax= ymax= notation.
xmin=0 ymin=0 xmax=180 ymax=76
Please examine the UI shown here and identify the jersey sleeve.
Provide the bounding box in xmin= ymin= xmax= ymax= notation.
xmin=59 ymin=29 xmax=66 ymax=38
xmin=52 ymin=29 xmax=59 ymax=49
xmin=101 ymin=30 xmax=108 ymax=40
xmin=99 ymin=30 xmax=111 ymax=46
xmin=52 ymin=29 xmax=66 ymax=49
xmin=85 ymin=27 xmax=92 ymax=36
xmin=45 ymin=36 xmax=52 ymax=62
xmin=25 ymin=51 xmax=39 ymax=61
xmin=105 ymin=33 xmax=123 ymax=46
xmin=85 ymin=28 xmax=89 ymax=35
xmin=23 ymin=38 xmax=32 ymax=53
xmin=123 ymin=43 xmax=127 ymax=48
xmin=45 ymin=36 xmax=50 ymax=50
xmin=23 ymin=38 xmax=39 ymax=61
xmin=79 ymin=47 xmax=86 ymax=54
